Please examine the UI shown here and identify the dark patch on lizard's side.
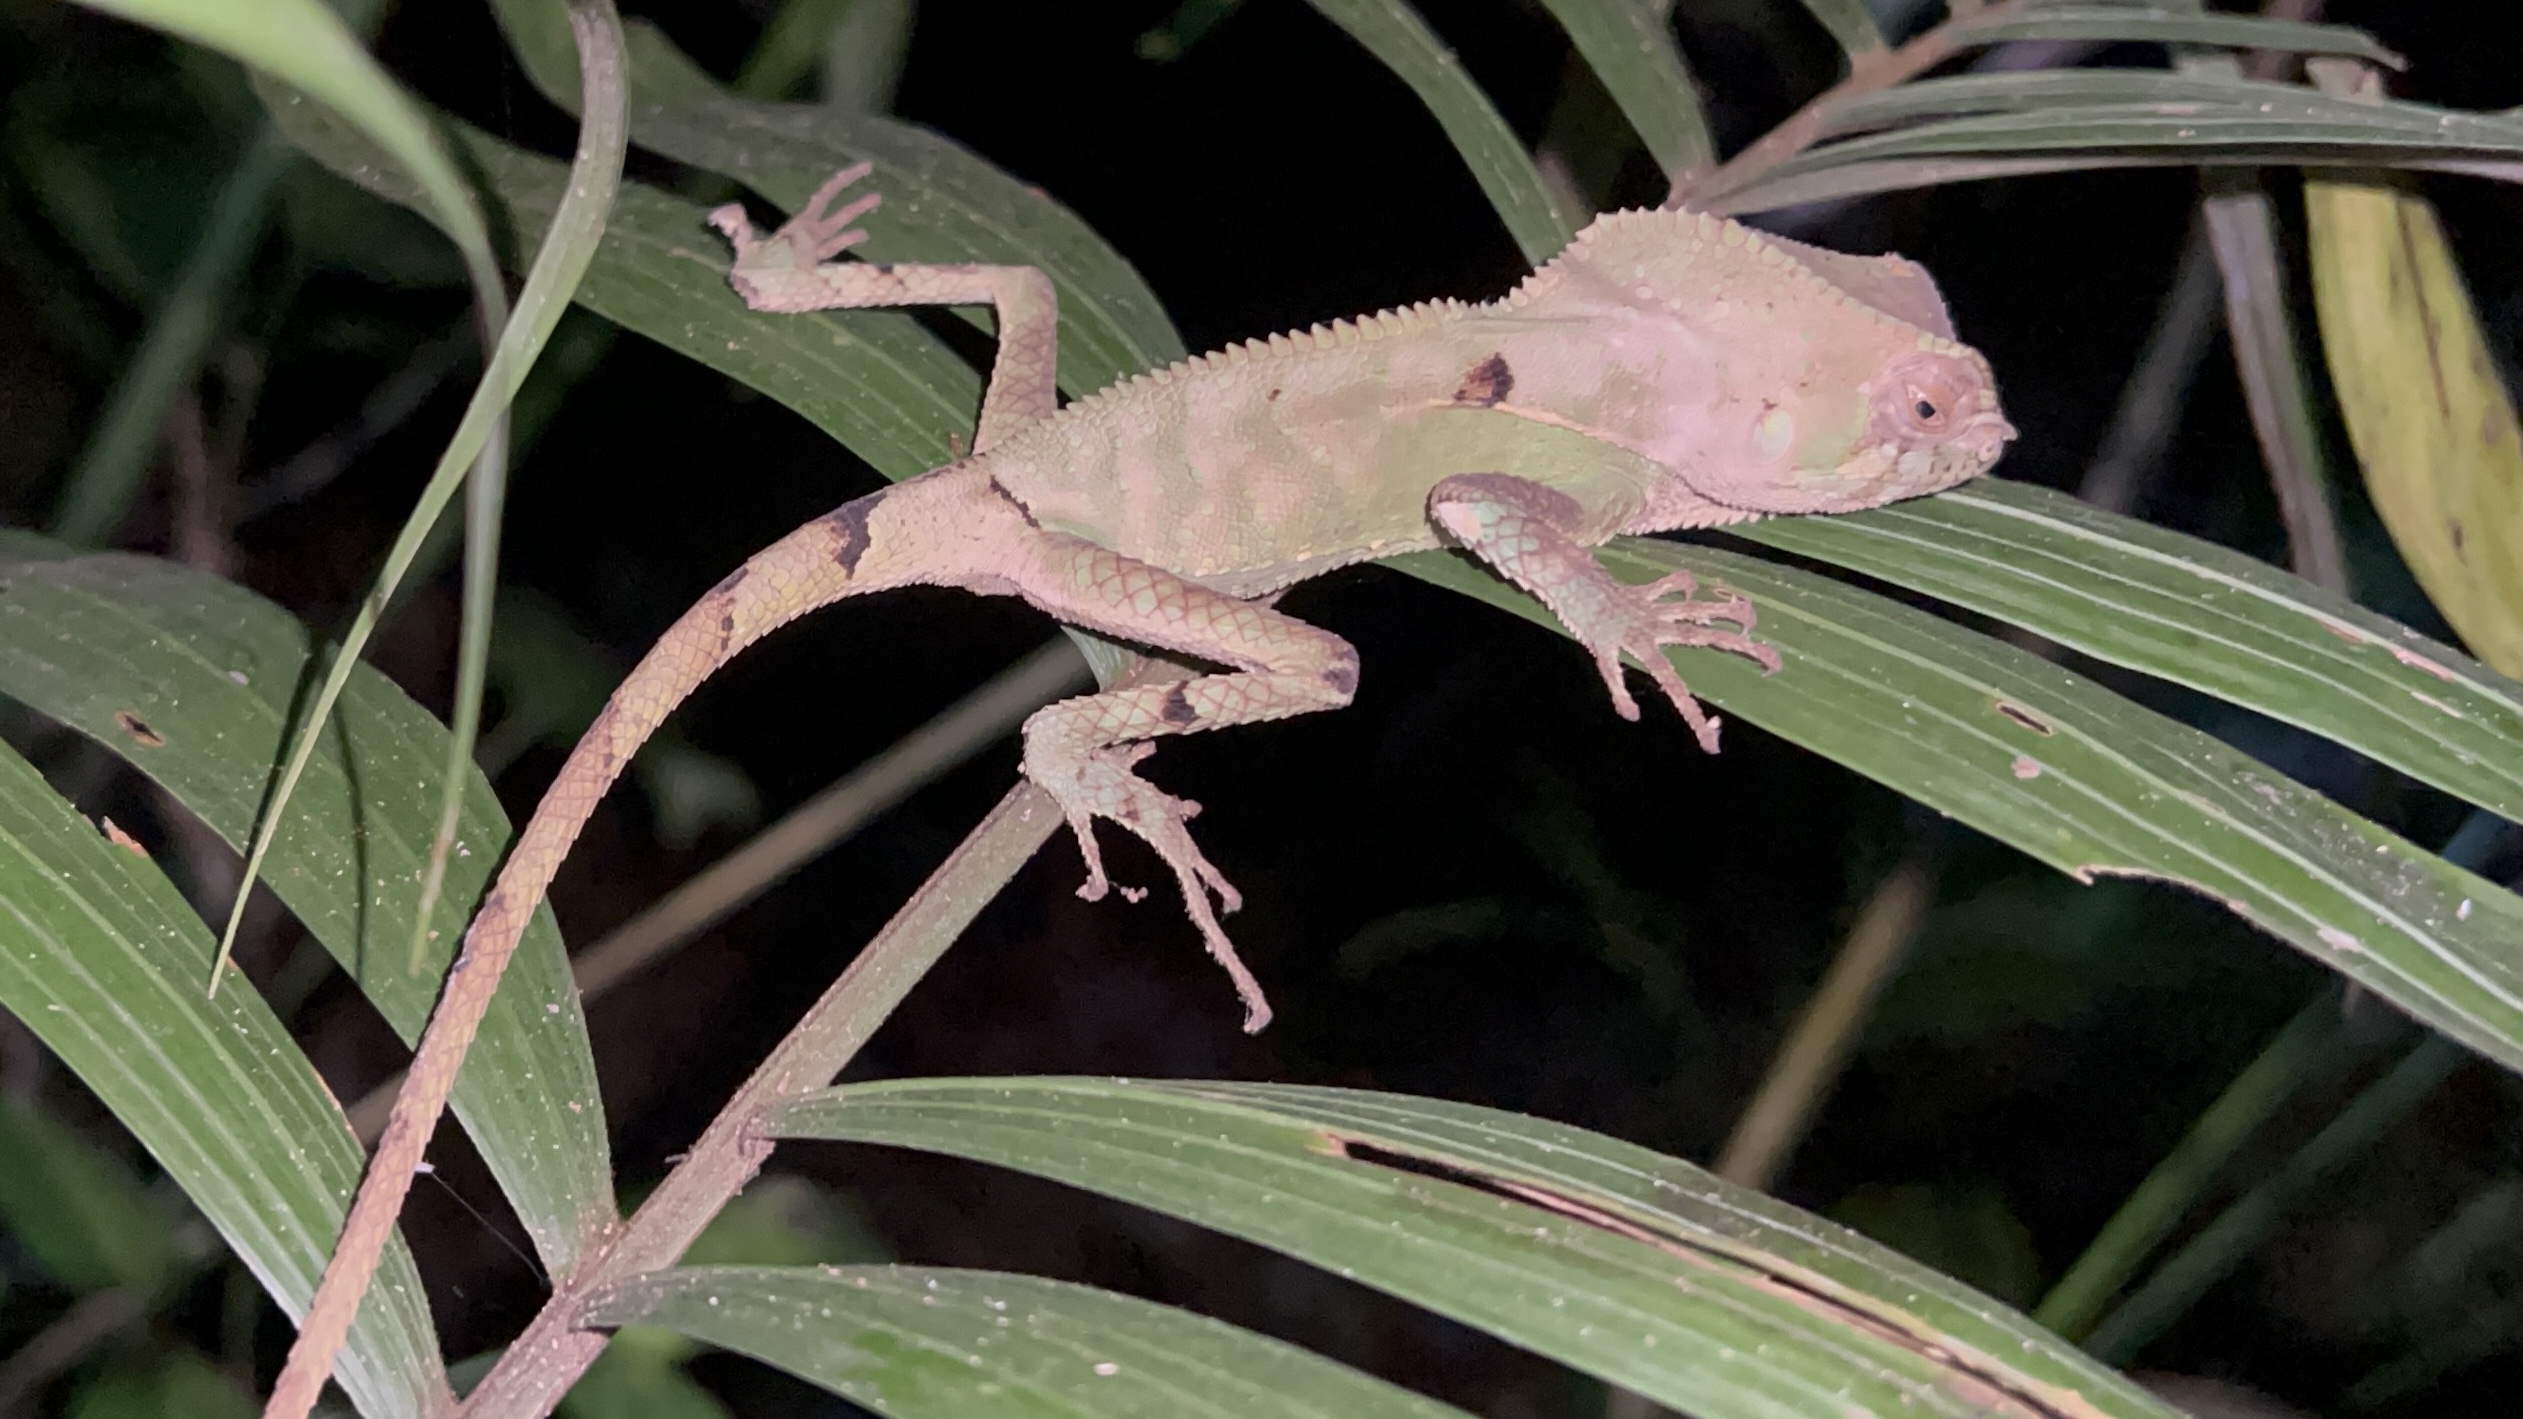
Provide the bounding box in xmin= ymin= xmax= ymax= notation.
xmin=1159 ymin=683 xmax=1200 ymax=728
xmin=1453 ymin=353 xmax=1513 ymax=408
xmin=1321 ymin=648 xmax=1360 ymax=698
xmin=712 ymin=566 xmax=749 ymax=597
xmin=824 ymin=499 xmax=875 ymax=575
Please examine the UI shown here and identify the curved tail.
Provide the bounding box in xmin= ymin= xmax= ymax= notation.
xmin=265 ymin=468 xmax=989 ymax=1419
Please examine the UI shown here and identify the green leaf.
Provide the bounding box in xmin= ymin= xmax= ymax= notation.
xmin=1735 ymin=480 xmax=2523 ymax=825
xmin=763 ymin=1081 xmax=2181 ymax=1419
xmin=0 ymin=734 xmax=443 ymax=1419
xmin=261 ymin=84 xmax=981 ymax=481
xmin=580 ymin=1264 xmax=1478 ymax=1419
xmin=224 ymin=0 xmax=629 ymax=1038
xmin=1393 ymin=539 xmax=2523 ymax=1076
xmin=1300 ymin=0 xmax=1579 ymax=266
xmin=1954 ymin=6 xmax=2404 ymax=68
xmin=0 ymin=1100 xmax=181 ymax=1293
xmin=1706 ymin=73 xmax=2523 ymax=213
xmin=0 ymin=541 xmax=612 ymax=1275
xmin=486 ymin=0 xmax=1185 ymax=392
xmin=1532 ymin=0 xmax=1714 ymax=179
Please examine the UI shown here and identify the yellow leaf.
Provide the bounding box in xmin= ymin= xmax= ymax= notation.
xmin=2306 ymin=176 xmax=2523 ymax=676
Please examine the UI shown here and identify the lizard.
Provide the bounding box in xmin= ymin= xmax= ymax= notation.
xmin=263 ymin=162 xmax=2013 ymax=1417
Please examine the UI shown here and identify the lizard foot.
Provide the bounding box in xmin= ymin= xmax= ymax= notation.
xmin=707 ymin=161 xmax=882 ymax=271
xmin=1586 ymin=572 xmax=1782 ymax=753
xmin=1027 ymin=739 xmax=1271 ymax=1032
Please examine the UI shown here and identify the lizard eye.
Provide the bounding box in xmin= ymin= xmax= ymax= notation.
xmin=1907 ymin=388 xmax=1946 ymax=429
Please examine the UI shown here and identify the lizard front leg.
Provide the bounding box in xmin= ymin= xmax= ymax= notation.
xmin=1428 ymin=472 xmax=1779 ymax=753
xmin=708 ymin=163 xmax=1057 ymax=451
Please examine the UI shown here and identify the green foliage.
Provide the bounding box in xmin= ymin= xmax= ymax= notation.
xmin=7 ymin=1 xmax=2523 ymax=1417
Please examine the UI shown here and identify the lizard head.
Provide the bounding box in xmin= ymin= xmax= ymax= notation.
xmin=1733 ymin=338 xmax=2015 ymax=515
xmin=1523 ymin=208 xmax=2016 ymax=521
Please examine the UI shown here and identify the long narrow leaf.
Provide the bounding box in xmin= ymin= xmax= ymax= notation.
xmin=766 ymin=1080 xmax=2184 ymax=1419
xmin=1736 ymin=480 xmax=2523 ymax=823
xmin=580 ymin=1265 xmax=1476 ymax=1419
xmin=2307 ymin=175 xmax=2523 ymax=678
xmin=0 ymin=541 xmax=611 ymax=1275
xmin=1301 ymin=0 xmax=1579 ymax=265
xmin=1532 ymin=0 xmax=1714 ymax=180
xmin=488 ymin=0 xmax=1184 ymax=391
xmin=0 ymin=735 xmax=444 ymax=1419
xmin=1709 ymin=78 xmax=2523 ymax=212
xmin=261 ymin=85 xmax=981 ymax=481
xmin=1394 ymin=539 xmax=2523 ymax=1076
xmin=1953 ymin=6 xmax=2403 ymax=67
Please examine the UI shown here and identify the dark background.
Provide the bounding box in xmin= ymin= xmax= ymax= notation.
xmin=7 ymin=1 xmax=2523 ymax=1414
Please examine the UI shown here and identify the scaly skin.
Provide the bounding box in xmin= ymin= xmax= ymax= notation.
xmin=265 ymin=164 xmax=2014 ymax=1419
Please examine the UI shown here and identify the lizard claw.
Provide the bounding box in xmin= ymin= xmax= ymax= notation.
xmin=1026 ymin=734 xmax=1268 ymax=1031
xmin=1584 ymin=574 xmax=1778 ymax=753
xmin=709 ymin=162 xmax=882 ymax=274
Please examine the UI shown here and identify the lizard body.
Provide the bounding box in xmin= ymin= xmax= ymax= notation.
xmin=264 ymin=165 xmax=2011 ymax=1418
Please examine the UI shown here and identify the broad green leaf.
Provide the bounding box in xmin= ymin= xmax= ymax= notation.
xmin=1953 ymin=6 xmax=2403 ymax=67
xmin=1788 ymin=0 xmax=1885 ymax=60
xmin=1393 ymin=539 xmax=2523 ymax=1076
xmin=1736 ymin=480 xmax=2523 ymax=824
xmin=1301 ymin=0 xmax=1579 ymax=266
xmin=0 ymin=734 xmax=442 ymax=1419
xmin=260 ymin=83 xmax=979 ymax=481
xmin=0 ymin=1100 xmax=181 ymax=1292
xmin=487 ymin=0 xmax=1184 ymax=391
xmin=764 ymin=1081 xmax=2181 ymax=1419
xmin=580 ymin=1264 xmax=1478 ymax=1419
xmin=2306 ymin=176 xmax=2523 ymax=678
xmin=0 ymin=542 xmax=611 ymax=1274
xmin=1533 ymin=0 xmax=1714 ymax=179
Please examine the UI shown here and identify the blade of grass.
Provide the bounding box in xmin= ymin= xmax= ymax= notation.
xmin=2031 ymin=987 xmax=2358 ymax=1339
xmin=257 ymin=7 xmax=631 ymax=1414
xmin=402 ymin=0 xmax=631 ymax=978
xmin=2083 ymin=1032 xmax=2465 ymax=1363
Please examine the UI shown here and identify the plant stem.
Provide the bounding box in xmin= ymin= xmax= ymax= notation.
xmin=2082 ymin=1033 xmax=2465 ymax=1363
xmin=454 ymin=778 xmax=1065 ymax=1417
xmin=2033 ymin=988 xmax=2350 ymax=1340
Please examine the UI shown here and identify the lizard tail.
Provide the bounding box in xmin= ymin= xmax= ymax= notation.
xmin=264 ymin=466 xmax=995 ymax=1419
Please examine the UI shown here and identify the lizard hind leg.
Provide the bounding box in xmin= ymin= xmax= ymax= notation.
xmin=1006 ymin=534 xmax=1362 ymax=1034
